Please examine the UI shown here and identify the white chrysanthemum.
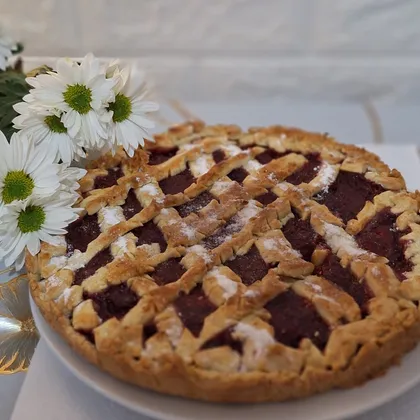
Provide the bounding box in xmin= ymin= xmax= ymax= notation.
xmin=106 ymin=63 xmax=159 ymax=157
xmin=0 ymin=131 xmax=61 ymax=215
xmin=0 ymin=26 xmax=17 ymax=71
xmin=58 ymin=163 xmax=86 ymax=193
xmin=26 ymin=53 xmax=117 ymax=149
xmin=0 ymin=193 xmax=81 ymax=270
xmin=12 ymin=100 xmax=86 ymax=164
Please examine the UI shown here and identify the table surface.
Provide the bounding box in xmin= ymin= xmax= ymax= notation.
xmin=1 ymin=122 xmax=420 ymax=419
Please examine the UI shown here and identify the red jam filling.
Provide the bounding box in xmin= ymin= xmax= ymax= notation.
xmin=227 ymin=167 xmax=249 ymax=185
xmin=148 ymin=147 xmax=178 ymax=165
xmin=84 ymin=283 xmax=139 ymax=321
xmin=201 ymin=327 xmax=243 ymax=354
xmin=143 ymin=323 xmax=158 ymax=343
xmin=285 ymin=153 xmax=321 ymax=185
xmin=315 ymin=171 xmax=385 ymax=223
xmin=159 ymin=168 xmax=196 ymax=195
xmin=255 ymin=190 xmax=278 ymax=206
xmin=356 ymin=209 xmax=412 ymax=280
xmin=151 ymin=257 xmax=186 ymax=285
xmin=225 ymin=245 xmax=269 ymax=286
xmin=176 ymin=191 xmax=214 ymax=218
xmin=93 ymin=166 xmax=123 ymax=189
xmin=265 ymin=290 xmax=330 ymax=349
xmin=74 ymin=248 xmax=113 ymax=285
xmin=79 ymin=331 xmax=95 ymax=344
xmin=66 ymin=214 xmax=101 ymax=254
xmin=314 ymin=252 xmax=372 ymax=314
xmin=282 ymin=213 xmax=324 ymax=261
xmin=132 ymin=220 xmax=167 ymax=252
xmin=212 ymin=149 xmax=226 ymax=164
xmin=121 ymin=189 xmax=143 ymax=220
xmin=174 ymin=285 xmax=216 ymax=337
xmin=255 ymin=149 xmax=288 ymax=165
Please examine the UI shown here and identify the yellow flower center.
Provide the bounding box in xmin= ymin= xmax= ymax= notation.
xmin=63 ymin=84 xmax=92 ymax=114
xmin=18 ymin=205 xmax=46 ymax=233
xmin=109 ymin=93 xmax=132 ymax=123
xmin=2 ymin=171 xmax=35 ymax=204
xmin=44 ymin=115 xmax=67 ymax=133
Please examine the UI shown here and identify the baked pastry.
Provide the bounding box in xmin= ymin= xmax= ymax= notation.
xmin=28 ymin=121 xmax=420 ymax=403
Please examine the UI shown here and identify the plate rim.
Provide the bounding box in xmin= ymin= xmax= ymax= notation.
xmin=31 ymin=297 xmax=420 ymax=420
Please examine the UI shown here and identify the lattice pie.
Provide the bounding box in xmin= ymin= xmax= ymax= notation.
xmin=28 ymin=122 xmax=420 ymax=402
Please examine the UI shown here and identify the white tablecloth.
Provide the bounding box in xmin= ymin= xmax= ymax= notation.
xmin=5 ymin=144 xmax=420 ymax=420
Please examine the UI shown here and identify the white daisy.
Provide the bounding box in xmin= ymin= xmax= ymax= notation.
xmin=0 ymin=26 xmax=17 ymax=71
xmin=25 ymin=53 xmax=117 ymax=149
xmin=58 ymin=163 xmax=86 ymax=193
xmin=106 ymin=63 xmax=159 ymax=157
xmin=12 ymin=100 xmax=86 ymax=164
xmin=0 ymin=192 xmax=81 ymax=270
xmin=0 ymin=131 xmax=60 ymax=215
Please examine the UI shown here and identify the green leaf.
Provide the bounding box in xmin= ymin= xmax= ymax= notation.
xmin=0 ymin=69 xmax=29 ymax=141
xmin=13 ymin=43 xmax=24 ymax=55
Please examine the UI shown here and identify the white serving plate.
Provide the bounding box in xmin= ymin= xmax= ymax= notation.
xmin=31 ymin=298 xmax=420 ymax=420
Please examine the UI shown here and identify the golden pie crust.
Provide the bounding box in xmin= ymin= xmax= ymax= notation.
xmin=27 ymin=121 xmax=420 ymax=403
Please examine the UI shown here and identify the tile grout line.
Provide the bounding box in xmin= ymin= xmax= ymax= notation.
xmin=362 ymin=101 xmax=384 ymax=145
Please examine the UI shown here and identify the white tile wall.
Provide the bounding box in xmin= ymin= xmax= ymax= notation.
xmin=2 ymin=0 xmax=420 ymax=102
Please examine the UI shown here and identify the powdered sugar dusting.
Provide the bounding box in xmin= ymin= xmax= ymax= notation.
xmin=232 ymin=200 xmax=261 ymax=231
xmin=276 ymin=182 xmax=289 ymax=191
xmin=323 ymin=223 xmax=366 ymax=257
xmin=263 ymin=237 xmax=302 ymax=258
xmin=244 ymin=289 xmax=259 ymax=298
xmin=100 ymin=206 xmax=123 ymax=227
xmin=211 ymin=180 xmax=233 ymax=195
xmin=209 ymin=200 xmax=261 ymax=247
xmin=140 ymin=183 xmax=160 ymax=196
xmin=180 ymin=144 xmax=197 ymax=151
xmin=313 ymin=162 xmax=337 ymax=193
xmin=371 ymin=266 xmax=381 ymax=276
xmin=192 ymin=156 xmax=211 ymax=177
xmin=187 ymin=245 xmax=212 ymax=263
xmin=49 ymin=255 xmax=67 ymax=269
xmin=64 ymin=250 xmax=85 ymax=271
xmin=180 ymin=222 xmax=197 ymax=240
xmin=222 ymin=144 xmax=242 ymax=157
xmin=54 ymin=236 xmax=67 ymax=248
xmin=304 ymin=281 xmax=322 ymax=292
xmin=245 ymin=160 xmax=263 ymax=172
xmin=224 ymin=200 xmax=260 ymax=237
xmin=115 ymin=236 xmax=129 ymax=253
xmin=46 ymin=275 xmax=61 ymax=288
xmin=210 ymin=268 xmax=238 ymax=299
xmin=166 ymin=324 xmax=183 ymax=345
xmin=239 ymin=200 xmax=260 ymax=222
xmin=263 ymin=238 xmax=278 ymax=251
xmin=317 ymin=294 xmax=337 ymax=304
xmin=235 ymin=323 xmax=274 ymax=359
xmin=60 ymin=287 xmax=72 ymax=304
